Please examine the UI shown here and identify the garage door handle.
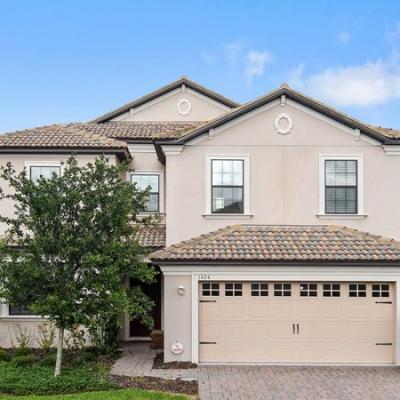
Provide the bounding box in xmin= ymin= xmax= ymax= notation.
xmin=200 ymin=341 xmax=217 ymax=344
xmin=292 ymin=323 xmax=295 ymax=334
xmin=296 ymin=323 xmax=299 ymax=334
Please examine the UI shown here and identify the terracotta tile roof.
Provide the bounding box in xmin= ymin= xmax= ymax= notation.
xmin=76 ymin=121 xmax=204 ymax=141
xmin=369 ymin=125 xmax=400 ymax=139
xmin=136 ymin=224 xmax=166 ymax=249
xmin=151 ymin=225 xmax=400 ymax=263
xmin=0 ymin=124 xmax=128 ymax=149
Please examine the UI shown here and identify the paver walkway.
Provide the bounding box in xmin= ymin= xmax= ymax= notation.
xmin=112 ymin=342 xmax=400 ymax=400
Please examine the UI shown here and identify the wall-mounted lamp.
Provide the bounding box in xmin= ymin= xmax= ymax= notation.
xmin=177 ymin=285 xmax=185 ymax=296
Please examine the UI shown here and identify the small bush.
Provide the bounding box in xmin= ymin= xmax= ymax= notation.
xmin=0 ymin=348 xmax=9 ymax=362
xmin=13 ymin=347 xmax=32 ymax=357
xmin=39 ymin=354 xmax=57 ymax=367
xmin=10 ymin=354 xmax=35 ymax=367
xmin=36 ymin=323 xmax=56 ymax=354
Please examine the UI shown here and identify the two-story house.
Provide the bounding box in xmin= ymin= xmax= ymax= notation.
xmin=1 ymin=77 xmax=400 ymax=366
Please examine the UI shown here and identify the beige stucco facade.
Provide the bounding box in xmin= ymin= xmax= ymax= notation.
xmin=164 ymin=99 xmax=400 ymax=245
xmin=113 ymin=88 xmax=231 ymax=122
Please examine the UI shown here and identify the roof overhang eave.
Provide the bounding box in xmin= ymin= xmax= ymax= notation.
xmin=151 ymin=259 xmax=400 ymax=268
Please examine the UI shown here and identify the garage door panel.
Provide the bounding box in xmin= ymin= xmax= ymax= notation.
xmin=267 ymin=302 xmax=295 ymax=319
xmin=223 ymin=303 xmax=247 ymax=318
xmin=372 ymin=304 xmax=393 ymax=319
xmin=198 ymin=281 xmax=394 ymax=364
xmin=199 ymin=321 xmax=222 ymax=342
xmin=248 ymin=302 xmax=270 ymax=318
xmin=344 ymin=303 xmax=373 ymax=319
xmin=370 ymin=322 xmax=393 ymax=341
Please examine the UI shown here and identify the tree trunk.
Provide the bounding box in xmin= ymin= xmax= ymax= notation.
xmin=54 ymin=327 xmax=64 ymax=377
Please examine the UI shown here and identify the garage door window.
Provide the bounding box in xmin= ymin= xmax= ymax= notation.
xmin=274 ymin=283 xmax=291 ymax=296
xmin=251 ymin=283 xmax=268 ymax=296
xmin=372 ymin=284 xmax=390 ymax=298
xmin=323 ymin=283 xmax=340 ymax=297
xmin=349 ymin=283 xmax=366 ymax=297
xmin=202 ymin=283 xmax=219 ymax=296
xmin=225 ymin=283 xmax=242 ymax=297
xmin=300 ymin=283 xmax=318 ymax=297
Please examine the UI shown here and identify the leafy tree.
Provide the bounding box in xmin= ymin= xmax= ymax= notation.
xmin=0 ymin=156 xmax=156 ymax=376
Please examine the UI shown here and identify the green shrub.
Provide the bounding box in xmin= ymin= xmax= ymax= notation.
xmin=0 ymin=363 xmax=114 ymax=395
xmin=0 ymin=348 xmax=9 ymax=361
xmin=10 ymin=354 xmax=35 ymax=367
xmin=39 ymin=354 xmax=57 ymax=367
xmin=13 ymin=347 xmax=32 ymax=357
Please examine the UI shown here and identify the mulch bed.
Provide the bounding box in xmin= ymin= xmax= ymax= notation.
xmin=153 ymin=352 xmax=198 ymax=370
xmin=109 ymin=375 xmax=198 ymax=396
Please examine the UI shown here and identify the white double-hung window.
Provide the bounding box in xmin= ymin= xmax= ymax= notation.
xmin=205 ymin=155 xmax=250 ymax=216
xmin=319 ymin=155 xmax=364 ymax=216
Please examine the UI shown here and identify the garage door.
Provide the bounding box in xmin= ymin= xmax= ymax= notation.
xmin=199 ymin=281 xmax=394 ymax=364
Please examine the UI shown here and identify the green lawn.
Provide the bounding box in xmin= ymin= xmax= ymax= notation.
xmin=0 ymin=362 xmax=113 ymax=395
xmin=0 ymin=388 xmax=189 ymax=399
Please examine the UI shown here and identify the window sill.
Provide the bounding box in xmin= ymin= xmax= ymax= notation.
xmin=0 ymin=316 xmax=47 ymax=321
xmin=202 ymin=213 xmax=254 ymax=220
xmin=316 ymin=214 xmax=367 ymax=220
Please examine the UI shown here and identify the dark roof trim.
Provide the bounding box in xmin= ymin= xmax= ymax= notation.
xmin=0 ymin=147 xmax=132 ymax=161
xmin=155 ymin=86 xmax=399 ymax=146
xmin=91 ymin=77 xmax=240 ymax=123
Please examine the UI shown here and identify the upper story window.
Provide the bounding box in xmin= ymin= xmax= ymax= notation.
xmin=325 ymin=160 xmax=357 ymax=214
xmin=131 ymin=174 xmax=160 ymax=212
xmin=211 ymin=159 xmax=244 ymax=214
xmin=30 ymin=165 xmax=61 ymax=182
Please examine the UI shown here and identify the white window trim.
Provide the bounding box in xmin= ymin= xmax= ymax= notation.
xmin=25 ymin=161 xmax=63 ymax=180
xmin=318 ymin=154 xmax=365 ymax=217
xmin=129 ymin=171 xmax=165 ymax=214
xmin=204 ymin=154 xmax=251 ymax=217
xmin=0 ymin=301 xmax=46 ymax=320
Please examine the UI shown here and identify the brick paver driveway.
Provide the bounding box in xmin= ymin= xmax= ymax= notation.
xmin=113 ymin=343 xmax=400 ymax=400
xmin=198 ymin=365 xmax=400 ymax=400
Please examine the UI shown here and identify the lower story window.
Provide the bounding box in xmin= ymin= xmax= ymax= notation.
xmin=202 ymin=282 xmax=219 ymax=297
xmin=349 ymin=283 xmax=366 ymax=297
xmin=274 ymin=283 xmax=291 ymax=296
xmin=372 ymin=284 xmax=390 ymax=298
xmin=251 ymin=283 xmax=268 ymax=296
xmin=225 ymin=283 xmax=242 ymax=296
xmin=300 ymin=283 xmax=318 ymax=297
xmin=323 ymin=283 xmax=341 ymax=297
xmin=9 ymin=304 xmax=35 ymax=316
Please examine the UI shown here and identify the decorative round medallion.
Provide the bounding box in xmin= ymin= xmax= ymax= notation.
xmin=177 ymin=99 xmax=192 ymax=116
xmin=170 ymin=341 xmax=184 ymax=355
xmin=274 ymin=113 xmax=293 ymax=135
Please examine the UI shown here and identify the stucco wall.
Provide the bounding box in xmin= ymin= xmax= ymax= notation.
xmin=165 ymin=100 xmax=400 ymax=245
xmin=0 ymin=153 xmax=118 ymax=236
xmin=0 ymin=318 xmax=91 ymax=349
xmin=113 ymin=88 xmax=230 ymax=122
xmin=163 ymin=274 xmax=192 ymax=362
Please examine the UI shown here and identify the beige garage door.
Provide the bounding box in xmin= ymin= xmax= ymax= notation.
xmin=199 ymin=281 xmax=394 ymax=364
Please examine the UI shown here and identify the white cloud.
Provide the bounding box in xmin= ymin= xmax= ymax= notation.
xmin=244 ymin=50 xmax=273 ymax=85
xmin=338 ymin=30 xmax=351 ymax=45
xmin=287 ymin=54 xmax=400 ymax=107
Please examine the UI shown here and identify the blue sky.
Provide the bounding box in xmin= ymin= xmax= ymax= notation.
xmin=1 ymin=0 xmax=400 ymax=132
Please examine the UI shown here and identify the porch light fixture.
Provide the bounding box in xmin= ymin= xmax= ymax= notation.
xmin=177 ymin=285 xmax=185 ymax=296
